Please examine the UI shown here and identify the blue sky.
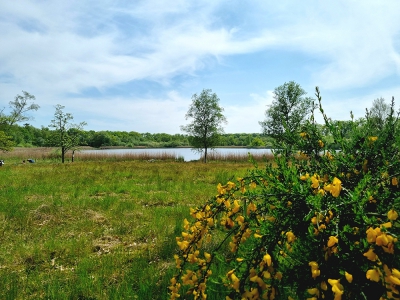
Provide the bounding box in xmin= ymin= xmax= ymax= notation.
xmin=1 ymin=1 xmax=400 ymax=134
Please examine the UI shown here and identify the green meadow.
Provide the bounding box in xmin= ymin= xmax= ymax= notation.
xmin=0 ymin=148 xmax=255 ymax=299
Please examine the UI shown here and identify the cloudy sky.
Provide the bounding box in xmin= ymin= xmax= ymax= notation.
xmin=1 ymin=1 xmax=400 ymax=134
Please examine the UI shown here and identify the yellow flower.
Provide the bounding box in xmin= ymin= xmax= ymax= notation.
xmin=388 ymin=209 xmax=398 ymax=221
xmin=232 ymin=200 xmax=241 ymax=213
xmin=226 ymin=181 xmax=236 ymax=190
xmin=300 ymin=173 xmax=310 ymax=181
xmin=389 ymin=275 xmax=400 ymax=285
xmin=275 ymin=272 xmax=283 ymax=280
xmin=328 ymin=279 xmax=344 ymax=297
xmin=286 ymin=231 xmax=296 ymax=243
xmin=366 ymin=269 xmax=380 ymax=282
xmin=204 ymin=252 xmax=211 ymax=262
xmin=307 ymin=288 xmax=319 ymax=296
xmin=366 ymin=227 xmax=378 ymax=243
xmin=177 ymin=240 xmax=189 ymax=251
xmin=311 ymin=174 xmax=320 ymax=189
xmin=318 ymin=140 xmax=324 ymax=148
xmin=249 ymin=181 xmax=257 ymax=189
xmin=263 ymin=253 xmax=272 ymax=266
xmin=376 ymin=233 xmax=389 ymax=246
xmin=217 ymin=183 xmax=226 ymax=195
xmin=246 ymin=202 xmax=257 ymax=215
xmin=368 ymin=136 xmax=378 ymax=143
xmin=326 ymin=151 xmax=334 ymax=160
xmin=392 ymin=177 xmax=399 ymax=186
xmin=327 ymin=236 xmax=338 ymax=247
xmin=392 ymin=268 xmax=400 ymax=279
xmin=330 ymin=177 xmax=342 ymax=197
xmin=363 ymin=248 xmax=377 ymax=261
xmin=345 ymin=271 xmax=353 ymax=283
xmin=300 ymin=132 xmax=307 ymax=138
xmin=309 ymin=261 xmax=320 ymax=278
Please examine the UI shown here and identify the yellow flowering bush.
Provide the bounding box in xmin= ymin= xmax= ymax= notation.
xmin=170 ymin=88 xmax=400 ymax=300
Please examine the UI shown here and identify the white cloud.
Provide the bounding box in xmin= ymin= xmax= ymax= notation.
xmin=224 ymin=91 xmax=274 ymax=133
xmin=1 ymin=1 xmax=400 ymax=133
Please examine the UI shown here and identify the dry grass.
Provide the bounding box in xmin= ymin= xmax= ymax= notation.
xmin=204 ymin=151 xmax=274 ymax=162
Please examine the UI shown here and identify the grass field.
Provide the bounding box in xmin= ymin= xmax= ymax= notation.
xmin=0 ymin=148 xmax=256 ymax=299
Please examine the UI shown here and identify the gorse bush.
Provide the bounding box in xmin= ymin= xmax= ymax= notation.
xmin=170 ymin=88 xmax=400 ymax=300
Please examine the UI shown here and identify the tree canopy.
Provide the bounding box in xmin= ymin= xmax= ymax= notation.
xmin=260 ymin=81 xmax=314 ymax=153
xmin=181 ymin=89 xmax=227 ymax=163
xmin=0 ymin=91 xmax=39 ymax=151
xmin=48 ymin=104 xmax=87 ymax=163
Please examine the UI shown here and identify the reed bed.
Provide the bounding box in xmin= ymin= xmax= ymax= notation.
xmin=0 ymin=147 xmax=60 ymax=163
xmin=204 ymin=150 xmax=274 ymax=162
xmin=74 ymin=150 xmax=179 ymax=162
xmin=0 ymin=147 xmax=181 ymax=164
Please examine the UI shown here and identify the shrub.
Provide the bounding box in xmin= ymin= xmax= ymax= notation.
xmin=169 ymin=88 xmax=400 ymax=300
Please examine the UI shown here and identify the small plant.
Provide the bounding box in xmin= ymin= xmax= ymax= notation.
xmin=170 ymin=88 xmax=400 ymax=300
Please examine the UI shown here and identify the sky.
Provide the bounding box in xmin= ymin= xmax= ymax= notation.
xmin=1 ymin=1 xmax=400 ymax=134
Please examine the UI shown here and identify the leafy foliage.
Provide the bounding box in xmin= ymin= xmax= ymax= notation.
xmin=0 ymin=130 xmax=14 ymax=152
xmin=170 ymin=87 xmax=400 ymax=300
xmin=48 ymin=104 xmax=87 ymax=163
xmin=0 ymin=91 xmax=39 ymax=128
xmin=260 ymin=81 xmax=315 ymax=154
xmin=181 ymin=89 xmax=227 ymax=163
xmin=0 ymin=91 xmax=39 ymax=150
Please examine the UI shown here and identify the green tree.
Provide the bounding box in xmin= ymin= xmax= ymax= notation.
xmin=0 ymin=91 xmax=39 ymax=150
xmin=0 ymin=91 xmax=40 ymax=128
xmin=0 ymin=131 xmax=14 ymax=152
xmin=250 ymin=136 xmax=265 ymax=147
xmin=48 ymin=104 xmax=87 ymax=163
xmin=259 ymin=81 xmax=314 ymax=154
xmin=367 ymin=97 xmax=393 ymax=132
xmin=181 ymin=89 xmax=227 ymax=163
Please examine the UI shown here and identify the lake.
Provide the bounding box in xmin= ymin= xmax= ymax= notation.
xmin=81 ymin=148 xmax=273 ymax=162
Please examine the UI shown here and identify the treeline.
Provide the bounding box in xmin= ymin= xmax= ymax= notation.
xmin=6 ymin=124 xmax=275 ymax=148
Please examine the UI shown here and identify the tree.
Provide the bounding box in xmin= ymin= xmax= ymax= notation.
xmin=181 ymin=89 xmax=227 ymax=163
xmin=48 ymin=104 xmax=87 ymax=163
xmin=0 ymin=91 xmax=40 ymax=128
xmin=367 ymin=97 xmax=392 ymax=131
xmin=0 ymin=131 xmax=14 ymax=152
xmin=259 ymin=81 xmax=314 ymax=153
xmin=0 ymin=91 xmax=39 ymax=150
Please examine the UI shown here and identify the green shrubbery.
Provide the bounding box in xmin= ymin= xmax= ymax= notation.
xmin=170 ymin=88 xmax=400 ymax=300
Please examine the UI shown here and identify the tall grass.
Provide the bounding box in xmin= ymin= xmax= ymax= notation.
xmin=0 ymin=158 xmax=254 ymax=299
xmin=76 ymin=151 xmax=178 ymax=162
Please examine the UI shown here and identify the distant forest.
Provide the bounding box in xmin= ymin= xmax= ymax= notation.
xmin=7 ymin=124 xmax=274 ymax=148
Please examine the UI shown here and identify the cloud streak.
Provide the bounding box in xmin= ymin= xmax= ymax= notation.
xmin=0 ymin=1 xmax=399 ymax=133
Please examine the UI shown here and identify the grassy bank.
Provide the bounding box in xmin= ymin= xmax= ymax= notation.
xmin=0 ymin=157 xmax=254 ymax=299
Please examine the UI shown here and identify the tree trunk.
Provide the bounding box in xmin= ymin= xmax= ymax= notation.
xmin=62 ymin=147 xmax=66 ymax=163
xmin=204 ymin=147 xmax=207 ymax=163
